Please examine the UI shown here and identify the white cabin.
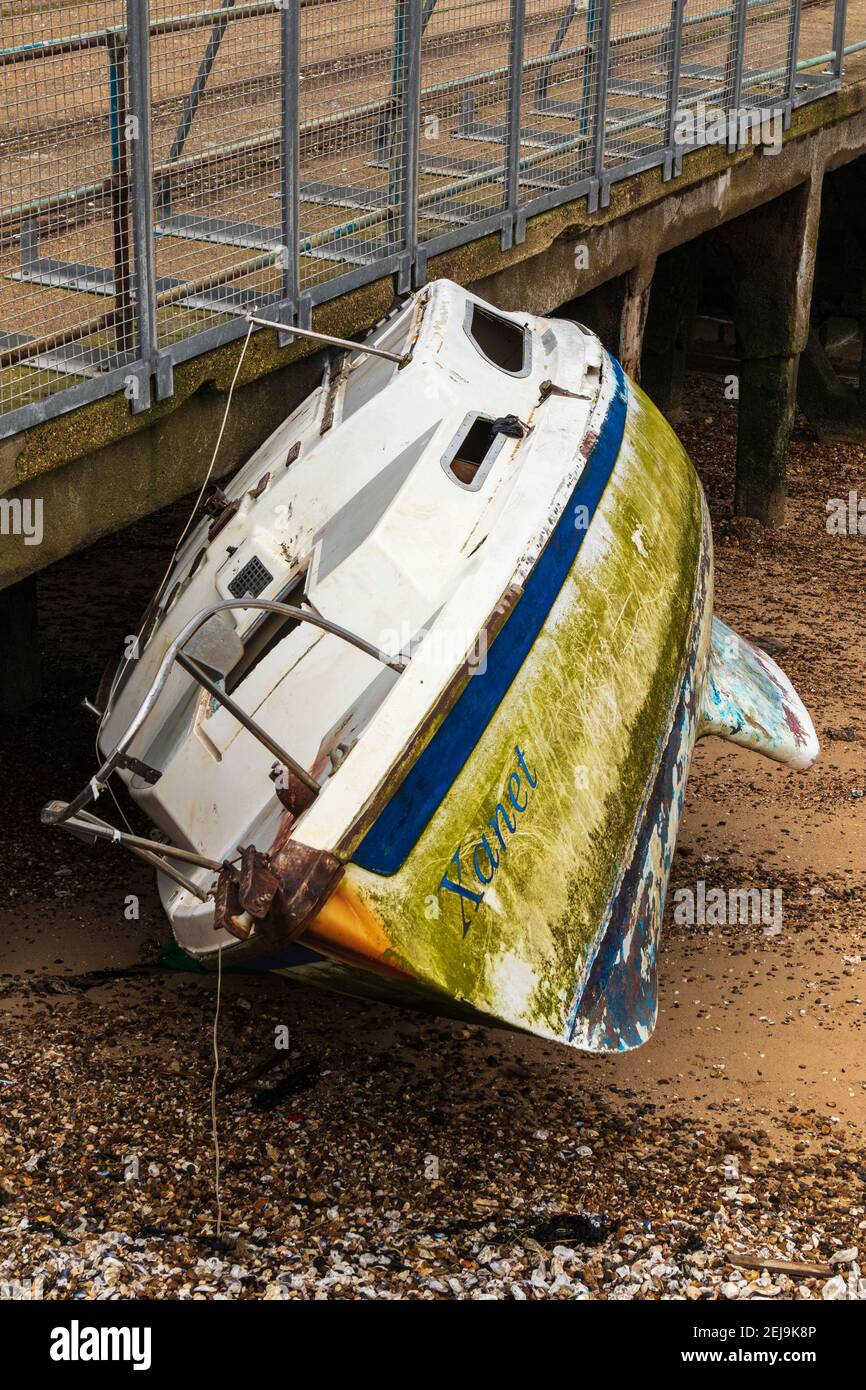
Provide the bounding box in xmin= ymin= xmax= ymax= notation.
xmin=98 ymin=279 xmax=604 ymax=951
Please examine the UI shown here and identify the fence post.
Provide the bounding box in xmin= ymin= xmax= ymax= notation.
xmin=728 ymin=0 xmax=750 ymax=152
xmin=107 ymin=32 xmax=134 ymax=358
xmin=280 ymin=0 xmax=301 ymax=323
xmin=783 ymin=0 xmax=803 ymax=127
xmin=503 ymin=0 xmax=526 ymax=250
xmin=726 ymin=0 xmax=747 ymax=153
xmin=126 ymin=0 xmax=158 ymax=412
xmin=663 ymin=0 xmax=685 ymax=181
xmin=395 ymin=0 xmax=421 ymax=292
xmin=832 ymin=0 xmax=848 ymax=79
xmin=589 ymin=0 xmax=612 ymax=212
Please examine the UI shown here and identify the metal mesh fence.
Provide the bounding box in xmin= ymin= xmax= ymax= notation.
xmin=299 ymin=0 xmax=411 ymax=289
xmin=603 ymin=0 xmax=674 ymax=172
xmin=797 ymin=0 xmax=843 ymax=87
xmin=518 ymin=0 xmax=599 ymax=201
xmin=740 ymin=0 xmax=792 ymax=111
xmin=799 ymin=0 xmax=837 ymax=61
xmin=149 ymin=3 xmax=285 ymax=348
xmin=416 ymin=0 xmax=512 ymax=243
xmin=670 ymin=3 xmax=738 ymax=156
xmin=0 ymin=2 xmax=131 ymax=420
xmin=0 ymin=0 xmax=854 ymax=439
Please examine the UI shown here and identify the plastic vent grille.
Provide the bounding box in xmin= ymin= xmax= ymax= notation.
xmin=228 ymin=556 xmax=274 ymax=599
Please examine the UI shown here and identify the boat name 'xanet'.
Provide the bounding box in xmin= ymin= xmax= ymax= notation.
xmin=439 ymin=745 xmax=538 ymax=935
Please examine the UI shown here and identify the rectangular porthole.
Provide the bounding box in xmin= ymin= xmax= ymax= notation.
xmin=464 ymin=302 xmax=530 ymax=376
xmin=442 ymin=413 xmax=507 ymax=491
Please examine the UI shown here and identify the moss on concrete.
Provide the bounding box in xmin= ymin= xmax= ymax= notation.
xmin=7 ymin=277 xmax=396 ymax=487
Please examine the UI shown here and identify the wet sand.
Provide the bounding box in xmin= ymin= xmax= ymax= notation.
xmin=0 ymin=371 xmax=864 ymax=1299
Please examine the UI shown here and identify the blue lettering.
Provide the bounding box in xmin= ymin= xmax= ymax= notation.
xmin=472 ymin=835 xmax=499 ymax=885
xmin=438 ymin=747 xmax=538 ymax=935
xmin=508 ymin=770 xmax=527 ymax=813
xmin=439 ymin=847 xmax=483 ymax=937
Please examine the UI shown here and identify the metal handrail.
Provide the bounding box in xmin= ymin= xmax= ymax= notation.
xmin=0 ymin=0 xmax=853 ymax=440
xmin=0 ymin=2 xmax=296 ymax=66
xmin=42 ymin=599 xmax=407 ymax=829
xmin=41 ymin=803 xmax=219 ymax=899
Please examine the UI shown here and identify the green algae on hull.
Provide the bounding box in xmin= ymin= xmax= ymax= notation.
xmin=339 ymin=376 xmax=706 ymax=1040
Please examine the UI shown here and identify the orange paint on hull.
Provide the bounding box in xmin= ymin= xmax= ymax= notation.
xmin=303 ymin=878 xmax=392 ymax=962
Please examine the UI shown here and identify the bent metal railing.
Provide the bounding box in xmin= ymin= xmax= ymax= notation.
xmin=42 ymin=597 xmax=408 ymax=893
xmin=0 ymin=0 xmax=853 ymax=440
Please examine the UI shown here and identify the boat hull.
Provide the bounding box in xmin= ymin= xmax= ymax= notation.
xmin=260 ymin=364 xmax=714 ymax=1052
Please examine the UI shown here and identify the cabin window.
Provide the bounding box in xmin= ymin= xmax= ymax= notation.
xmin=442 ymin=413 xmax=507 ymax=491
xmin=464 ymin=303 xmax=530 ymax=376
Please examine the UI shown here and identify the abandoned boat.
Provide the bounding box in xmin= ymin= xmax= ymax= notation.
xmin=43 ymin=278 xmax=819 ymax=1052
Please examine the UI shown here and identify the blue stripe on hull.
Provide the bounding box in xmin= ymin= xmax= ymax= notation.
xmin=353 ymin=357 xmax=629 ymax=877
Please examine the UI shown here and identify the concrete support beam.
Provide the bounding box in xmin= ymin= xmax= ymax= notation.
xmin=560 ymin=258 xmax=656 ymax=381
xmin=0 ymin=574 xmax=40 ymax=712
xmin=618 ymin=262 xmax=656 ymax=382
xmin=715 ymin=178 xmax=822 ymax=527
xmin=641 ymin=241 xmax=702 ymax=414
xmin=798 ymin=328 xmax=866 ymax=439
xmin=735 ymin=355 xmax=800 ymax=525
xmin=798 ymin=160 xmax=866 ymax=439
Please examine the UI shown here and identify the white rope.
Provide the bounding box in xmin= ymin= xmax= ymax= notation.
xmin=167 ymin=316 xmax=257 ymax=574
xmin=90 ymin=322 xmax=257 ymax=822
xmin=105 ymin=319 xmax=257 ymax=714
xmin=211 ymin=943 xmax=223 ymax=1237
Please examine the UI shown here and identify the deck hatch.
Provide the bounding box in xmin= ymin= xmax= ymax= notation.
xmin=442 ymin=412 xmax=508 ymax=491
